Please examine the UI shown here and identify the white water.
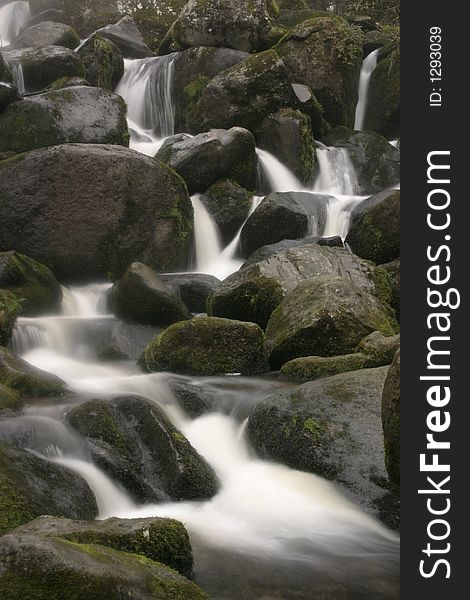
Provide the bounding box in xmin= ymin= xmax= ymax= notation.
xmin=5 ymin=58 xmax=24 ymax=93
xmin=0 ymin=1 xmax=29 ymax=48
xmin=256 ymin=148 xmax=303 ymax=193
xmin=354 ymin=49 xmax=380 ymax=131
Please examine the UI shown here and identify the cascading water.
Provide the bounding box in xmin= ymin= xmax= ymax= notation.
xmin=4 ymin=58 xmax=25 ymax=93
xmin=0 ymin=1 xmax=30 ymax=48
xmin=115 ymin=55 xmax=177 ymax=156
xmin=354 ymin=48 xmax=380 ymax=131
xmin=256 ymin=148 xmax=303 ymax=193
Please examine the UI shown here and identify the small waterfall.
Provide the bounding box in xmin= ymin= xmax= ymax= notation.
xmin=0 ymin=1 xmax=30 ymax=48
xmin=61 ymin=283 xmax=111 ymax=317
xmin=115 ymin=55 xmax=177 ymax=157
xmin=191 ymin=194 xmax=223 ymax=274
xmin=354 ymin=49 xmax=380 ymax=131
xmin=313 ymin=147 xmax=359 ymax=196
xmin=5 ymin=59 xmax=24 ymax=93
xmin=256 ymin=148 xmax=303 ymax=194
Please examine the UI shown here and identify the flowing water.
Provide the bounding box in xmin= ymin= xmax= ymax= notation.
xmin=354 ymin=49 xmax=380 ymax=131
xmin=4 ymin=58 xmax=24 ymax=93
xmin=0 ymin=1 xmax=29 ymax=48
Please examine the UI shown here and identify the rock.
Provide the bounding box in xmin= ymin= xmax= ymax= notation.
xmin=155 ymin=128 xmax=258 ymax=193
xmin=208 ymin=243 xmax=380 ymax=328
xmin=0 ymin=528 xmax=208 ymax=599
xmin=194 ymin=49 xmax=297 ymax=132
xmin=0 ymin=384 xmax=22 ymax=416
xmin=380 ymin=258 xmax=400 ymax=320
xmin=77 ymin=34 xmax=124 ymax=91
xmin=278 ymin=9 xmax=328 ymax=29
xmin=0 ymin=144 xmax=193 ymax=281
xmin=11 ymin=21 xmax=80 ymax=50
xmin=357 ymin=331 xmax=400 ymax=366
xmin=97 ymin=321 xmax=162 ymax=362
xmin=0 ymin=442 xmax=98 ymax=535
xmin=363 ymin=29 xmax=389 ymax=55
xmin=266 ymin=276 xmax=398 ymax=368
xmin=346 ymin=190 xmax=400 ymax=264
xmin=47 ymin=75 xmax=90 ymax=90
xmin=141 ymin=317 xmax=269 ymax=376
xmin=21 ymin=9 xmax=68 ymax=31
xmin=200 ymin=180 xmax=252 ymax=246
xmin=168 ymin=0 xmax=274 ymax=53
xmin=67 ymin=396 xmax=218 ymax=503
xmin=170 ymin=381 xmax=211 ymax=419
xmin=242 ymin=236 xmax=343 ymax=266
xmin=365 ymin=45 xmax=400 ymax=138
xmin=257 ymin=109 xmax=316 ymax=185
xmin=158 ymin=273 xmax=221 ymax=314
xmin=0 ymin=54 xmax=12 ymax=82
xmin=0 ymin=251 xmax=62 ymax=316
xmin=247 ymin=367 xmax=396 ymax=519
xmin=0 ymin=291 xmax=20 ymax=347
xmin=239 ymin=192 xmax=329 ymax=258
xmin=97 ymin=16 xmax=154 ymax=59
xmin=0 ymin=46 xmax=85 ymax=93
xmin=278 ymin=0 xmax=309 ymax=9
xmin=111 ymin=262 xmax=191 ymax=327
xmin=172 ymin=46 xmax=249 ymax=132
xmin=0 ymin=86 xmax=129 ymax=154
xmin=0 ymin=346 xmax=66 ymax=398
xmin=281 ymin=353 xmax=370 ymax=382
xmin=382 ymin=348 xmax=400 ymax=487
xmin=0 ymin=82 xmax=19 ymax=112
xmin=276 ymin=16 xmax=363 ymax=127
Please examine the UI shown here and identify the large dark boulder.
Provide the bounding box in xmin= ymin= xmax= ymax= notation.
xmin=380 ymin=257 xmax=400 ymax=320
xmin=0 ymin=54 xmax=13 ymax=82
xmin=0 ymin=291 xmax=20 ymax=347
xmin=365 ymin=45 xmax=400 ymax=138
xmin=0 ymin=251 xmax=62 ymax=316
xmin=141 ymin=317 xmax=269 ymax=376
xmin=21 ymin=8 xmax=68 ymax=31
xmin=0 ymin=144 xmax=193 ymax=281
xmin=239 ymin=192 xmax=329 ymax=257
xmin=382 ymin=348 xmax=400 ymax=487
xmin=0 ymin=86 xmax=129 ymax=154
xmin=158 ymin=273 xmax=221 ymax=314
xmin=346 ymin=190 xmax=400 ymax=265
xmin=155 ymin=128 xmax=258 ymax=193
xmin=66 ymin=396 xmax=218 ymax=504
xmin=11 ymin=20 xmax=80 ymax=50
xmin=77 ymin=34 xmax=124 ymax=91
xmin=97 ymin=16 xmax=154 ymax=59
xmin=242 ymin=236 xmax=343 ymax=266
xmin=0 ymin=82 xmax=19 ymax=113
xmin=111 ymin=262 xmax=191 ymax=327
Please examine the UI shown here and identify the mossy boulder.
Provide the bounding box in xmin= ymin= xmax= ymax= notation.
xmin=77 ymin=34 xmax=124 ymax=91
xmin=169 ymin=381 xmax=211 ymax=419
xmin=111 ymin=262 xmax=191 ymax=327
xmin=0 ymin=291 xmax=20 ymax=347
xmin=357 ymin=331 xmax=400 ymax=366
xmin=380 ymin=258 xmax=400 ymax=320
xmin=193 ymin=49 xmax=297 ymax=133
xmin=96 ymin=16 xmax=154 ymax=59
xmin=0 ymin=46 xmax=85 ymax=93
xmin=67 ymin=396 xmax=218 ymax=503
xmin=200 ymin=180 xmax=252 ymax=246
xmin=0 ymin=81 xmax=19 ymax=112
xmin=0 ymin=251 xmax=62 ymax=316
xmin=276 ymin=16 xmax=363 ymax=127
xmin=365 ymin=45 xmax=400 ymax=138
xmin=46 ymin=75 xmax=90 ymax=90
xmin=141 ymin=317 xmax=269 ymax=376
xmin=281 ymin=353 xmax=370 ymax=382
xmin=363 ymin=30 xmax=390 ymax=56
xmin=239 ymin=192 xmax=329 ymax=258
xmin=0 ymin=442 xmax=98 ymax=536
xmin=0 ymin=144 xmax=193 ymax=281
xmin=278 ymin=0 xmax=308 ymax=8
xmin=382 ymin=348 xmax=400 ymax=488
xmin=21 ymin=8 xmax=68 ymax=32
xmin=11 ymin=20 xmax=80 ymax=50
xmin=257 ymin=109 xmax=316 ymax=185
xmin=346 ymin=190 xmax=400 ymax=265
xmin=158 ymin=273 xmax=221 ymax=314
xmin=155 ymin=128 xmax=258 ymax=193
xmin=0 ymin=54 xmax=13 ymax=83
xmin=0 ymin=86 xmax=129 ymax=154
xmin=0 ymin=384 xmax=22 ymax=415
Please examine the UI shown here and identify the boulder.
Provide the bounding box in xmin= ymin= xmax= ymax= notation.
xmin=0 ymin=346 xmax=66 ymax=398
xmin=0 ymin=86 xmax=129 ymax=154
xmin=0 ymin=384 xmax=22 ymax=416
xmin=266 ymin=275 xmax=398 ymax=368
xmin=97 ymin=321 xmax=162 ymax=362
xmin=0 ymin=291 xmax=20 ymax=346
xmin=67 ymin=396 xmax=218 ymax=503
xmin=0 ymin=144 xmax=193 ymax=281
xmin=0 ymin=46 xmax=85 ymax=93
xmin=0 ymin=252 xmax=62 ymax=317
xmin=47 ymin=75 xmax=90 ymax=90
xmin=193 ymin=49 xmax=297 ymax=133
xmin=0 ymin=54 xmax=12 ymax=83
xmin=158 ymin=273 xmax=221 ymax=314
xmin=111 ymin=262 xmax=191 ymax=327
xmin=380 ymin=258 xmax=400 ymax=320
xmin=0 ymin=82 xmax=19 ymax=112
xmin=276 ymin=16 xmax=363 ymax=127
xmin=168 ymin=0 xmax=274 ymax=53
xmin=77 ymin=34 xmax=124 ymax=91
xmin=365 ymin=45 xmax=400 ymax=138
xmin=141 ymin=317 xmax=269 ymax=376
xmin=363 ymin=29 xmax=390 ymax=56
xmin=247 ymin=367 xmax=398 ymax=521
xmin=11 ymin=20 xmax=80 ymax=50
xmin=257 ymin=109 xmax=316 ymax=185
xmin=242 ymin=236 xmax=343 ymax=266
xmin=200 ymin=180 xmax=252 ymax=246
xmin=21 ymin=9 xmax=68 ymax=31
xmin=155 ymin=128 xmax=258 ymax=193
xmin=0 ymin=442 xmax=98 ymax=535
xmin=357 ymin=331 xmax=400 ymax=366
xmin=281 ymin=353 xmax=370 ymax=381
xmin=170 ymin=381 xmax=211 ymax=419
xmin=382 ymin=348 xmax=400 ymax=487
xmin=208 ymin=243 xmax=383 ymax=328
xmin=346 ymin=190 xmax=400 ymax=265
xmin=239 ymin=192 xmax=329 ymax=257
xmin=97 ymin=16 xmax=154 ymax=59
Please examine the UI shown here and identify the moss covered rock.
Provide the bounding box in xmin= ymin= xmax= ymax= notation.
xmin=0 ymin=291 xmax=20 ymax=347
xmin=382 ymin=348 xmax=400 ymax=487
xmin=111 ymin=262 xmax=191 ymax=327
xmin=141 ymin=317 xmax=269 ymax=376
xmin=0 ymin=86 xmax=129 ymax=154
xmin=96 ymin=16 xmax=154 ymax=59
xmin=357 ymin=331 xmax=400 ymax=366
xmin=0 ymin=384 xmax=22 ymax=415
xmin=0 ymin=144 xmax=193 ymax=281
xmin=276 ymin=16 xmax=363 ymax=127
xmin=0 ymin=83 xmax=19 ymax=114
xmin=281 ymin=353 xmax=370 ymax=381
xmin=67 ymin=396 xmax=218 ymax=503
xmin=0 ymin=54 xmax=13 ymax=83
xmin=11 ymin=20 xmax=80 ymax=50
xmin=380 ymin=257 xmax=400 ymax=320
xmin=0 ymin=251 xmax=62 ymax=316
xmin=77 ymin=34 xmax=124 ymax=91
xmin=0 ymin=442 xmax=98 ymax=536
xmin=346 ymin=190 xmax=400 ymax=265
xmin=365 ymin=45 xmax=400 ymax=138
xmin=158 ymin=273 xmax=221 ymax=315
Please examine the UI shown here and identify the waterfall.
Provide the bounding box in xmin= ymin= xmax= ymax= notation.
xmin=313 ymin=147 xmax=359 ymax=196
xmin=61 ymin=283 xmax=111 ymax=317
xmin=256 ymin=148 xmax=303 ymax=193
xmin=4 ymin=58 xmax=24 ymax=93
xmin=354 ymin=49 xmax=380 ymax=131
xmin=115 ymin=55 xmax=177 ymax=157
xmin=0 ymin=1 xmax=30 ymax=48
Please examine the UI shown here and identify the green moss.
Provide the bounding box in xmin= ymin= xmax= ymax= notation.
xmin=0 ymin=290 xmax=20 ymax=346
xmin=0 ymin=445 xmax=34 ymax=535
xmin=303 ymin=418 xmax=325 ymax=442
xmin=0 ymin=384 xmax=23 ymax=413
xmin=281 ymin=353 xmax=370 ymax=382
